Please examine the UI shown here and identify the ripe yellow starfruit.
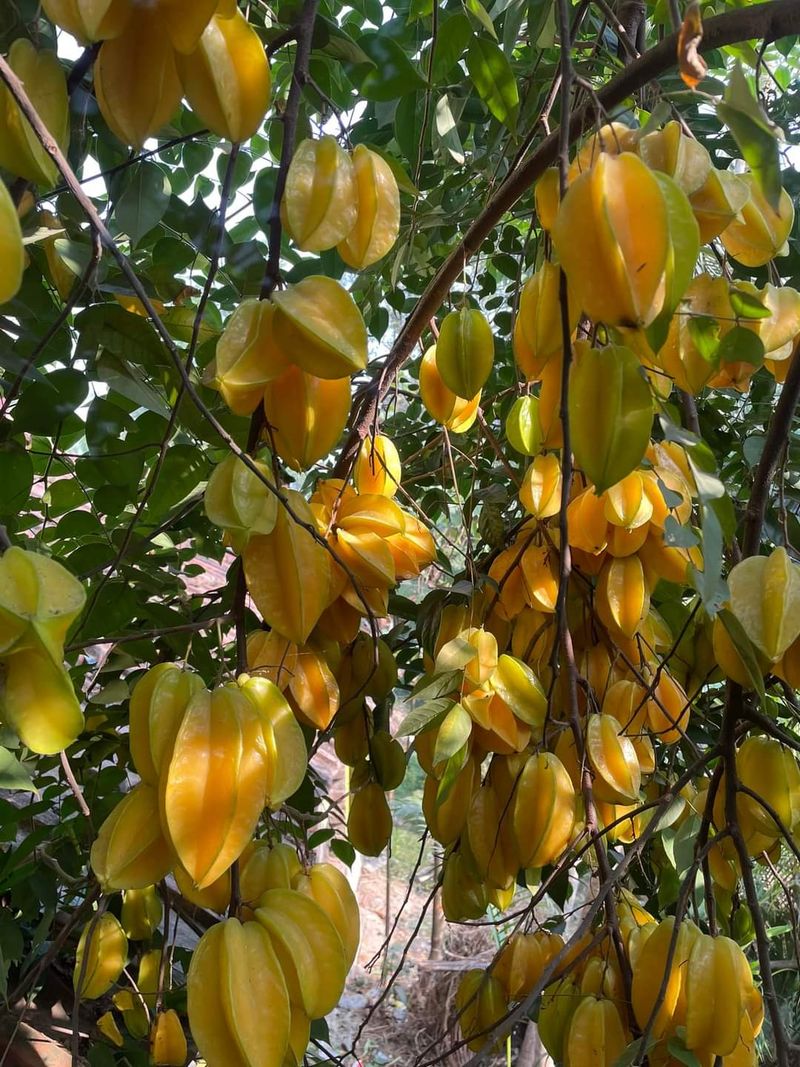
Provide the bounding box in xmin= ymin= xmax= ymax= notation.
xmin=353 ymin=433 xmax=402 ymax=497
xmin=204 ymin=454 xmax=278 ymax=548
xmin=243 ymin=490 xmax=336 ymax=645
xmin=638 ymin=121 xmax=711 ymax=197
xmin=272 ymin=276 xmax=367 ymax=379
xmin=512 ymin=751 xmax=576 ymax=868
xmin=596 ymin=555 xmax=650 ymax=640
xmin=338 ymin=144 xmax=400 ymax=268
xmin=292 ymin=862 xmax=360 ymax=969
xmin=95 ymin=10 xmax=183 ymax=147
xmin=515 ymin=260 xmax=578 ymax=380
xmin=207 ymin=299 xmax=288 ymax=415
xmin=435 ymin=307 xmax=494 ymax=400
xmin=519 ymin=453 xmax=563 ymax=518
xmin=689 ymin=167 xmax=749 ymax=244
xmin=162 ymin=685 xmax=269 ymax=888
xmin=42 ymin=0 xmax=131 ymax=42
xmin=419 ymin=345 xmax=480 ymax=432
xmin=631 ymin=916 xmax=700 ymax=1038
xmin=150 ymin=1009 xmax=188 ymax=1066
xmin=424 ymin=757 xmax=478 ymax=846
xmin=255 ymin=888 xmax=347 ymax=1019
xmin=137 ymin=946 xmax=162 ymax=1009
xmin=569 ymin=344 xmax=653 ymax=493
xmin=74 ymin=913 xmax=128 ymax=1000
xmin=237 ymin=674 xmax=308 ymax=807
xmin=284 ymin=136 xmax=357 ymax=253
xmin=727 ymin=546 xmax=800 ymax=662
xmin=91 ymin=783 xmax=174 ymax=890
xmin=586 ymin=713 xmax=642 ymax=803
xmin=684 ymin=934 xmax=745 ymax=1056
xmin=720 ymin=175 xmax=794 ymax=267
xmin=552 ymin=152 xmax=671 ymax=327
xmin=120 ymin=885 xmax=162 ymax=941
xmin=0 ymin=646 xmax=84 ymax=755
xmin=262 ymin=364 xmax=351 ymax=471
xmin=177 ymin=8 xmax=271 ymax=142
xmin=0 ymin=545 xmax=85 ymax=661
xmin=0 ymin=178 xmax=24 ymax=304
xmin=187 ymin=918 xmax=291 ymax=1067
xmin=565 ymin=996 xmax=627 ymax=1067
xmin=455 ymin=969 xmax=508 ymax=1052
xmin=128 ymin=663 xmax=203 ymax=785
xmin=0 ymin=40 xmax=69 ymax=187
xmin=733 ymin=735 xmax=800 ymax=838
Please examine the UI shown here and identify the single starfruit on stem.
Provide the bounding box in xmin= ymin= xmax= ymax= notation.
xmin=292 ymin=862 xmax=361 ymax=969
xmin=0 ymin=178 xmax=24 ymax=304
xmin=348 ymin=781 xmax=392 ymax=856
xmin=552 ymin=151 xmax=671 ymax=327
xmin=586 ymin=712 xmax=642 ymax=803
xmin=207 ymin=299 xmax=288 ymax=415
xmin=0 ymin=40 xmax=70 ymax=187
xmin=720 ymin=174 xmax=794 ymax=267
xmin=688 ymin=166 xmax=749 ymax=244
xmin=255 ymin=888 xmax=348 ymax=1019
xmin=353 ymin=433 xmax=402 ymax=497
xmin=684 ymin=934 xmax=745 ymax=1056
xmin=631 ymin=916 xmax=700 ymax=1038
xmin=158 ymin=0 xmax=218 ymax=54
xmin=564 ymin=996 xmax=627 ymax=1067
xmin=0 ymin=545 xmax=85 ymax=661
xmin=120 ymin=884 xmax=163 ymax=941
xmin=42 ymin=0 xmax=131 ymax=43
xmin=435 ymin=307 xmax=494 ymax=400
xmin=128 ymin=662 xmax=203 ymax=785
xmin=727 ymin=546 xmax=800 ymax=662
xmin=512 ymin=751 xmax=576 ymax=868
xmin=262 ymin=364 xmax=351 ymax=471
xmin=237 ymin=674 xmax=308 ymax=808
xmin=455 ymin=969 xmax=509 ymax=1052
xmin=90 ymin=782 xmax=174 ymax=890
xmin=0 ymin=645 xmax=84 ymax=754
xmin=638 ymin=120 xmax=711 ymax=197
xmin=187 ymin=918 xmax=291 ymax=1067
xmin=272 ymin=276 xmax=368 ymax=379
xmin=515 ymin=260 xmax=577 ymax=380
xmin=338 ymin=144 xmax=400 ymax=268
xmin=505 ymin=396 xmax=542 ymax=456
xmin=204 ymin=453 xmax=278 ymax=545
xmin=162 ymin=684 xmax=269 ymax=889
xmin=177 ymin=7 xmax=271 ymax=142
xmin=74 ymin=913 xmax=128 ymax=1000
xmin=150 ymin=1009 xmax=188 ymax=1066
xmin=283 ymin=136 xmax=357 ymax=252
xmin=94 ymin=10 xmax=183 ymax=147
xmin=418 ymin=345 xmax=481 ymax=432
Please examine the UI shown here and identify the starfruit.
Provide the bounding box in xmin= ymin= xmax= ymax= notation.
xmin=97 ymin=1011 xmax=124 ymax=1047
xmin=272 ymin=276 xmax=367 ymax=379
xmin=137 ymin=946 xmax=162 ymax=1009
xmin=348 ymin=781 xmax=392 ymax=856
xmin=512 ymin=751 xmax=576 ymax=868
xmin=162 ymin=684 xmax=269 ymax=889
xmin=727 ymin=547 xmax=800 ymax=662
xmin=207 ymin=300 xmax=288 ymax=415
xmin=0 ymin=546 xmax=85 ymax=661
xmin=121 ymin=885 xmax=163 ymax=941
xmin=684 ymin=934 xmax=745 ymax=1056
xmin=647 ymin=671 xmax=690 ymax=744
xmin=418 ymin=345 xmax=481 ymax=431
xmin=435 ymin=307 xmax=494 ymax=400
xmin=586 ymin=713 xmax=641 ymax=803
xmin=91 ymin=783 xmax=173 ymax=891
xmin=74 ymin=913 xmax=128 ymax=1000
xmin=534 ymin=168 xmax=560 ymax=231
xmin=638 ymin=122 xmax=711 ymax=197
xmin=177 ymin=8 xmax=271 ymax=142
xmin=565 ymin=996 xmax=627 ymax=1067
xmin=515 ymin=260 xmax=578 ymax=379
xmin=292 ymin=862 xmax=360 ymax=969
xmin=128 ymin=663 xmax=203 ymax=785
xmin=204 ymin=453 xmax=277 ymax=548
xmin=42 ymin=0 xmax=131 ymax=42
xmin=689 ymin=167 xmax=749 ymax=244
xmin=151 ymin=1009 xmax=188 ymax=1066
xmin=0 ymin=40 xmax=69 ymax=187
xmin=734 ymin=736 xmax=800 ymax=838
xmin=175 ymin=861 xmax=231 ymax=913
xmin=720 ymin=175 xmax=794 ymax=267
xmin=283 ymin=137 xmax=357 ymax=253
xmin=424 ymin=757 xmax=478 ymax=846
xmin=338 ymin=144 xmax=400 ymax=268
xmin=519 ymin=453 xmax=563 ymax=518
xmin=353 ymin=433 xmax=402 ymax=497
xmin=113 ymin=988 xmax=149 ymax=1038
xmin=94 ymin=10 xmax=183 ymax=147
xmin=505 ymin=396 xmax=542 ymax=456
xmin=596 ymin=555 xmax=650 ymax=640
xmin=0 ymin=646 xmax=84 ymax=754
xmin=493 ymin=931 xmax=564 ymax=1001
xmin=538 ymin=975 xmax=581 ymax=1060
xmin=552 ymin=152 xmax=671 ymax=327
xmin=631 ymin=916 xmax=700 ymax=1038
xmin=262 ymin=364 xmax=351 ymax=471
xmin=237 ymin=674 xmax=308 ymax=807
xmin=0 ymin=178 xmax=24 ymax=304
xmin=569 ymin=344 xmax=653 ymax=493
xmin=245 ymin=841 xmax=302 ymax=899
xmin=187 ymin=918 xmax=291 ymax=1067
xmin=243 ymin=490 xmax=336 ymax=645
xmin=455 ymin=969 xmax=508 ymax=1052
xmin=255 ymin=888 xmax=347 ymax=1019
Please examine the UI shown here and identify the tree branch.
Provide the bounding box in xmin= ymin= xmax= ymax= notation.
xmin=335 ymin=0 xmax=800 ymax=471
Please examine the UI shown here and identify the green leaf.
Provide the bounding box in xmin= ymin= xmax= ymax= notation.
xmin=466 ymin=37 xmax=519 ymax=132
xmin=647 ymin=172 xmax=700 ymax=352
xmin=434 ymin=94 xmax=466 ymax=163
xmin=436 ymin=741 xmax=470 ymax=803
xmin=716 ymin=326 xmax=764 ymax=368
xmin=0 ymin=441 xmax=33 ymax=516
xmin=397 ymin=698 xmax=453 ymax=737
xmin=410 ymin=669 xmax=461 ymax=703
xmin=665 ymin=1037 xmax=703 ymax=1067
xmin=358 ymin=32 xmax=428 ymax=101
xmin=314 ymin=15 xmax=374 ymax=64
xmin=0 ymin=748 xmax=37 ymax=793
xmin=687 ymin=315 xmax=721 ymax=366
xmin=716 ymin=62 xmax=782 ymax=211
xmin=330 ymin=838 xmax=356 ymax=867
xmin=718 ymin=609 xmax=766 ymax=701
xmin=12 ymin=368 xmax=88 ymax=434
xmin=114 ymin=162 xmax=171 ymax=247
xmin=464 ymin=0 xmax=498 ymax=39
xmin=729 ymin=287 xmax=770 ymax=320
xmin=433 ymin=702 xmax=472 ymax=764
xmin=429 ymin=13 xmax=472 ymax=82
xmin=689 ymin=502 xmax=727 ymax=615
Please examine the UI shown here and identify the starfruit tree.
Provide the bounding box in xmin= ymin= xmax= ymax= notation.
xmin=0 ymin=0 xmax=800 ymax=1065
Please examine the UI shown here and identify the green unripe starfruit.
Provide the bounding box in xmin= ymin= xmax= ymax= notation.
xmin=435 ymin=307 xmax=494 ymax=400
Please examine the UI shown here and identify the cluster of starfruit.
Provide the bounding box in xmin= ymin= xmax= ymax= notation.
xmin=0 ymin=547 xmax=86 ymax=754
xmin=186 ymin=853 xmax=359 ymax=1067
xmin=45 ymin=0 xmax=271 ymax=146
xmin=282 ymin=135 xmax=401 ymax=269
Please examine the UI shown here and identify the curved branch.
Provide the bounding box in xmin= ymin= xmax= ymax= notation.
xmin=336 ymin=0 xmax=800 ymax=471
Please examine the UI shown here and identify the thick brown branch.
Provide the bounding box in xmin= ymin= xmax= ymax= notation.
xmin=335 ymin=0 xmax=800 ymax=472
